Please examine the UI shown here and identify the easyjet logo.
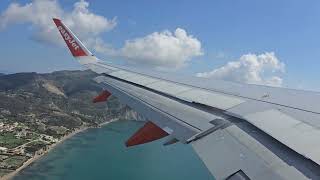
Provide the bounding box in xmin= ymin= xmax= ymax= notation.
xmin=57 ymin=26 xmax=80 ymax=51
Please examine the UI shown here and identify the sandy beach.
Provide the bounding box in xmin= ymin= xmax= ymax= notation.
xmin=1 ymin=119 xmax=118 ymax=180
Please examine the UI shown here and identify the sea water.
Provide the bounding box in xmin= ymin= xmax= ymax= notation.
xmin=14 ymin=121 xmax=214 ymax=180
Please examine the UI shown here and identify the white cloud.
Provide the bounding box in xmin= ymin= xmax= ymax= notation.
xmin=118 ymin=28 xmax=203 ymax=69
xmin=87 ymin=28 xmax=203 ymax=69
xmin=0 ymin=0 xmax=116 ymax=45
xmin=196 ymin=52 xmax=285 ymax=87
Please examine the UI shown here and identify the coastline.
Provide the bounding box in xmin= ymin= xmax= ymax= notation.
xmin=2 ymin=119 xmax=118 ymax=180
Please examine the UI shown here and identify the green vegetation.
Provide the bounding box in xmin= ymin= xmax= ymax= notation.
xmin=23 ymin=132 xmax=40 ymax=140
xmin=1 ymin=156 xmax=28 ymax=169
xmin=25 ymin=141 xmax=47 ymax=154
xmin=0 ymin=132 xmax=27 ymax=149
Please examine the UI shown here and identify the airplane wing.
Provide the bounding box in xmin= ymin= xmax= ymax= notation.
xmin=53 ymin=18 xmax=320 ymax=180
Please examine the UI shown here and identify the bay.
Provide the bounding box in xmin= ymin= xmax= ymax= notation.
xmin=14 ymin=121 xmax=214 ymax=180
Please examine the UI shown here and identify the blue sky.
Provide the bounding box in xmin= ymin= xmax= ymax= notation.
xmin=0 ymin=0 xmax=320 ymax=91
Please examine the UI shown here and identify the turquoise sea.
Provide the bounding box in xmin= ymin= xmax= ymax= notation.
xmin=14 ymin=121 xmax=214 ymax=180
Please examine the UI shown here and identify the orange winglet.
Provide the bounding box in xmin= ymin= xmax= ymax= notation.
xmin=93 ymin=90 xmax=111 ymax=103
xmin=126 ymin=121 xmax=169 ymax=147
xmin=53 ymin=18 xmax=88 ymax=57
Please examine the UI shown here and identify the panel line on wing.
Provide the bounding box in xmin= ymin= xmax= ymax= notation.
xmin=94 ymin=61 xmax=320 ymax=115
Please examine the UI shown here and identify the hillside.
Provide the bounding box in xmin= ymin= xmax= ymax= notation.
xmin=0 ymin=70 xmax=142 ymax=176
xmin=0 ymin=70 xmax=138 ymax=136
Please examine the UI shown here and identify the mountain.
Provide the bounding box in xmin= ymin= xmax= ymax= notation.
xmin=0 ymin=70 xmax=14 ymax=75
xmin=0 ymin=70 xmax=138 ymax=137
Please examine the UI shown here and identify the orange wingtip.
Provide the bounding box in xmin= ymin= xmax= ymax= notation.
xmin=52 ymin=18 xmax=88 ymax=57
xmin=126 ymin=121 xmax=169 ymax=147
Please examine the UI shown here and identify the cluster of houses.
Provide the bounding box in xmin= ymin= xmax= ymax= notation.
xmin=0 ymin=122 xmax=18 ymax=133
xmin=0 ymin=122 xmax=58 ymax=156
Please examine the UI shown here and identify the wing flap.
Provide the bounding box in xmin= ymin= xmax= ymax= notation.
xmin=227 ymin=100 xmax=320 ymax=166
xmin=191 ymin=125 xmax=308 ymax=180
xmin=245 ymin=109 xmax=320 ymax=165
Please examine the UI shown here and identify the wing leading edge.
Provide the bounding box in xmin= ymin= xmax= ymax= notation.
xmin=52 ymin=18 xmax=320 ymax=179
